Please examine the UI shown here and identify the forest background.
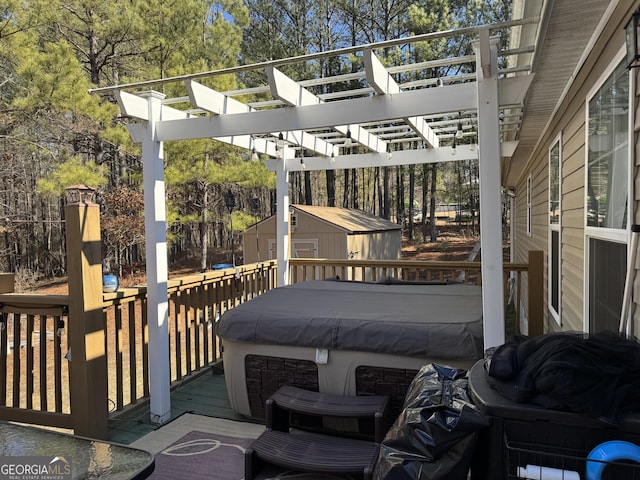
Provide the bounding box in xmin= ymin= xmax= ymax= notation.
xmin=0 ymin=0 xmax=511 ymax=288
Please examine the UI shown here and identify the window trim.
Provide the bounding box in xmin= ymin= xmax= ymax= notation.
xmin=548 ymin=133 xmax=562 ymax=325
xmin=526 ymin=174 xmax=532 ymax=237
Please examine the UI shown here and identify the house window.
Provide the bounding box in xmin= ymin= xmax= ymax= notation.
xmin=585 ymin=53 xmax=630 ymax=333
xmin=586 ymin=59 xmax=629 ymax=229
xmin=588 ymin=238 xmax=626 ymax=332
xmin=526 ymin=175 xmax=532 ymax=237
xmin=548 ymin=136 xmax=561 ymax=324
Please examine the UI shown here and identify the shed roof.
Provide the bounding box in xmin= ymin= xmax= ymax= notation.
xmin=243 ymin=205 xmax=401 ymax=235
xmin=292 ymin=205 xmax=401 ymax=234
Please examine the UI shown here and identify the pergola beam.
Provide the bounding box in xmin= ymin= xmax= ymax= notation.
xmin=364 ymin=49 xmax=439 ymax=148
xmin=266 ymin=145 xmax=478 ymax=171
xmin=156 ymin=83 xmax=475 ymax=142
xmin=155 ymin=76 xmax=530 ymax=143
xmin=264 ymin=141 xmax=517 ymax=172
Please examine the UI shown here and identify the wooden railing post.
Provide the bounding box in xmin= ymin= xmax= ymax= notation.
xmin=527 ymin=250 xmax=544 ymax=337
xmin=64 ymin=186 xmax=108 ymax=439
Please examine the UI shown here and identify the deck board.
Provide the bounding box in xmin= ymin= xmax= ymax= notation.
xmin=108 ymin=368 xmax=255 ymax=444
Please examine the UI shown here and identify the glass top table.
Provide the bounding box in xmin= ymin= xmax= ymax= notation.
xmin=0 ymin=421 xmax=154 ymax=479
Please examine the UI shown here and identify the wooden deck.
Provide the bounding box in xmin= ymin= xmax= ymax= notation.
xmin=1 ymin=255 xmax=543 ymax=440
xmin=108 ymin=365 xmax=258 ymax=445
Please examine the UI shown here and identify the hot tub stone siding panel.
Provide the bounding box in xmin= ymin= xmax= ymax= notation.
xmin=245 ymin=354 xmax=319 ymax=419
xmin=356 ymin=365 xmax=420 ymax=418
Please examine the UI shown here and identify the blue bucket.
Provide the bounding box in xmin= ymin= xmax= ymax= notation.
xmin=212 ymin=263 xmax=233 ymax=270
xmin=102 ymin=274 xmax=119 ymax=293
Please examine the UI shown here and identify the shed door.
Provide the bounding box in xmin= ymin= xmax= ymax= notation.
xmin=292 ymin=240 xmax=318 ymax=258
xmin=267 ymin=239 xmax=319 ymax=259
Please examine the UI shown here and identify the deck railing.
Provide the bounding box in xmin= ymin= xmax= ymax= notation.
xmin=101 ymin=261 xmax=277 ymax=414
xmin=0 ymin=294 xmax=71 ymax=429
xmin=0 ymin=261 xmax=278 ymax=433
xmin=290 ymin=250 xmax=544 ymax=336
xmin=0 ymin=250 xmax=542 ymax=438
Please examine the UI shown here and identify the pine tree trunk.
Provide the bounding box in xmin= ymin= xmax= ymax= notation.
xmin=430 ymin=164 xmax=437 ymax=242
xmin=326 ymin=170 xmax=336 ymax=207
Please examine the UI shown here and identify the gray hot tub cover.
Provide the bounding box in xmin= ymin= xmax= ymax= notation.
xmin=217 ymin=279 xmax=484 ymax=361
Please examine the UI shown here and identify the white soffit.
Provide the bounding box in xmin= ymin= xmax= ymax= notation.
xmin=504 ymin=0 xmax=613 ymax=186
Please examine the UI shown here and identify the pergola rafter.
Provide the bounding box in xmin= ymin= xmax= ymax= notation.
xmin=364 ymin=49 xmax=439 ymax=148
xmin=266 ymin=65 xmax=388 ymax=154
xmin=186 ymin=79 xmax=335 ymax=158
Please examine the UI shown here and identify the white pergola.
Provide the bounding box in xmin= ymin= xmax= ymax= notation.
xmin=92 ymin=19 xmax=536 ymax=425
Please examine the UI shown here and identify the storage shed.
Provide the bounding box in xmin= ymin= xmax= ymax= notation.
xmin=242 ymin=205 xmax=401 ymax=264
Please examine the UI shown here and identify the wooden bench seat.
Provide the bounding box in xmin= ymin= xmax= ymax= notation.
xmin=245 ymin=385 xmax=389 ymax=479
xmin=267 ymin=385 xmax=390 ymax=442
xmin=245 ymin=429 xmax=378 ymax=480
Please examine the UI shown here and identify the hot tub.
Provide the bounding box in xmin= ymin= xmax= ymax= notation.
xmin=217 ymin=279 xmax=484 ymax=419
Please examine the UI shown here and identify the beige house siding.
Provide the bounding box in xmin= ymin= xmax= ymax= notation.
xmin=514 ymin=150 xmax=549 ymax=334
xmin=560 ymin=111 xmax=586 ymax=332
xmin=512 ymin=1 xmax=638 ymax=334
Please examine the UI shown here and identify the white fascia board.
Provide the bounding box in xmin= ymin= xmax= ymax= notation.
xmin=266 ymin=65 xmax=386 ymax=154
xmin=265 ymin=145 xmax=478 ymax=172
xmin=187 ymin=79 xmax=335 ymax=157
xmin=364 ymin=50 xmax=439 ymax=148
xmin=156 ymin=83 xmax=478 ymax=142
xmin=114 ymin=90 xmax=189 ymax=121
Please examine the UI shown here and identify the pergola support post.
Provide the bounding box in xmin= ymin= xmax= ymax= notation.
xmin=276 ymin=146 xmax=291 ymax=286
xmin=474 ymin=33 xmax=506 ymax=351
xmin=140 ymin=90 xmax=171 ymax=425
